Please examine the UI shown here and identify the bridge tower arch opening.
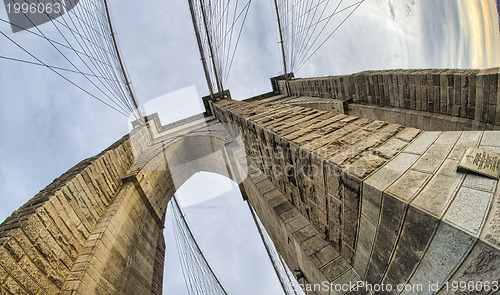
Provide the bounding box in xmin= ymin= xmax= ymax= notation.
xmin=0 ymin=69 xmax=499 ymax=295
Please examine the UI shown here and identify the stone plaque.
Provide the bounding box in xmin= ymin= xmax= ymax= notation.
xmin=457 ymin=147 xmax=500 ymax=179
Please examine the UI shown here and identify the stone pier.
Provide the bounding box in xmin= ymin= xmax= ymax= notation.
xmin=0 ymin=68 xmax=498 ymax=294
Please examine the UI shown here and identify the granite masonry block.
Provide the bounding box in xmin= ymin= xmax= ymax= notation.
xmin=443 ymin=186 xmax=493 ymax=237
xmin=382 ymin=206 xmax=439 ymax=289
xmin=402 ymin=131 xmax=441 ymax=155
xmin=402 ymin=222 xmax=475 ymax=295
xmin=411 ymin=159 xmax=465 ymax=218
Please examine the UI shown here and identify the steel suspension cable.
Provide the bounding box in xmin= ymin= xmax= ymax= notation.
xmin=169 ymin=196 xmax=228 ymax=295
xmin=189 ymin=0 xmax=253 ymax=92
xmin=0 ymin=29 xmax=130 ymax=116
xmin=273 ymin=0 xmax=366 ymax=74
xmin=295 ymin=0 xmax=364 ymax=70
xmin=0 ymin=0 xmax=141 ymax=118
xmin=247 ymin=202 xmax=304 ymax=295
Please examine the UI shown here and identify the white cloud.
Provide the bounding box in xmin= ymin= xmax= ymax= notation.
xmin=175 ymin=171 xmax=236 ymax=208
xmin=169 ymin=179 xmax=284 ymax=294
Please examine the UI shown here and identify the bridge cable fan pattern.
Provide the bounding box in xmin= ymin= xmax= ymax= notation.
xmin=0 ymin=0 xmax=140 ymax=118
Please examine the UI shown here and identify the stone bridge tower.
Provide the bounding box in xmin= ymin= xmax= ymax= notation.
xmin=0 ymin=68 xmax=499 ymax=294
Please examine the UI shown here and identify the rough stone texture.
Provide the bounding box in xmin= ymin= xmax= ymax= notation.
xmin=356 ymin=132 xmax=500 ymax=295
xmin=1 ymin=68 xmax=499 ymax=295
xmin=213 ymin=97 xmax=419 ymax=269
xmin=280 ymin=68 xmax=500 ymax=130
xmin=401 ymin=222 xmax=476 ymax=295
xmin=215 ymin=69 xmax=500 ymax=294
xmin=212 ymin=97 xmax=423 ymax=294
xmin=0 ymin=113 xmax=242 ymax=294
xmin=0 ymin=131 xmax=142 ymax=294
xmin=264 ymin=68 xmax=500 ymax=294
xmin=444 ymin=187 xmax=494 ymax=237
xmin=437 ymin=240 xmax=500 ymax=295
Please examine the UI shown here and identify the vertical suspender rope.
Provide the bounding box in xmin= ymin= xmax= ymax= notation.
xmin=188 ymin=0 xmax=215 ymax=96
xmin=247 ymin=201 xmax=295 ymax=295
xmin=273 ymin=0 xmax=291 ymax=96
xmin=172 ymin=196 xmax=228 ymax=295
xmin=103 ymin=0 xmax=144 ymax=121
xmin=199 ymin=0 xmax=224 ymax=94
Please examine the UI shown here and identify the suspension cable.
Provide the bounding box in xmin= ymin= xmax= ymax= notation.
xmin=0 ymin=0 xmax=141 ymax=118
xmin=170 ymin=196 xmax=228 ymax=295
xmin=273 ymin=0 xmax=366 ymax=73
xmin=188 ymin=0 xmax=253 ymax=93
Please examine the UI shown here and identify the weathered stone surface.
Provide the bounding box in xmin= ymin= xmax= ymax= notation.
xmin=361 ymin=183 xmax=382 ymax=225
xmin=386 ymin=169 xmax=431 ymax=203
xmin=440 ymin=240 xmax=500 ymax=294
xmin=403 ymin=131 xmax=441 ymax=155
xmin=403 ymin=222 xmax=475 ymax=295
xmin=293 ymin=225 xmax=319 ymax=244
xmin=412 ymin=159 xmax=465 ymax=218
xmin=448 ymin=132 xmax=482 ymax=161
xmin=443 ymin=187 xmax=493 ymax=237
xmin=3 ymin=68 xmax=500 ymax=295
xmin=462 ymin=173 xmax=498 ymax=193
xmin=320 ymin=257 xmax=351 ymax=281
xmin=312 ymin=245 xmax=340 ymax=269
xmin=286 ymin=216 xmax=311 ymax=234
xmin=382 ymin=206 xmax=439 ymax=288
xmin=411 ymin=131 xmax=461 ymax=174
xmin=365 ymin=195 xmax=406 ymax=284
xmin=482 ymin=130 xmax=500 ymax=147
xmin=330 ymin=269 xmax=361 ymax=295
xmin=363 ymin=152 xmax=420 ymax=192
xmin=303 ymin=236 xmax=330 ymax=256
xmin=352 ymin=215 xmax=376 ymax=279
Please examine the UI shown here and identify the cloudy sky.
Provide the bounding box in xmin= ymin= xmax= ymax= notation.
xmin=164 ymin=172 xmax=285 ymax=294
xmin=0 ymin=0 xmax=499 ymax=294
